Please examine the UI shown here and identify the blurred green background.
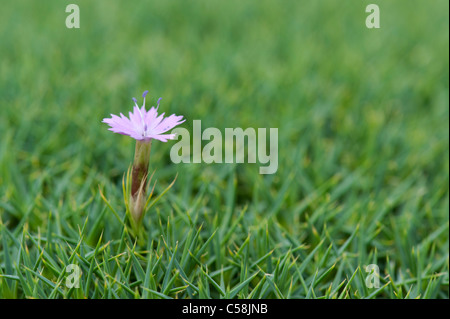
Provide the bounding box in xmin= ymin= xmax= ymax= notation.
xmin=0 ymin=0 xmax=448 ymax=299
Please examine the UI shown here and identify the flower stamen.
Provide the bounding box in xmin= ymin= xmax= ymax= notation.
xmin=103 ymin=89 xmax=185 ymax=142
xmin=156 ymin=97 xmax=162 ymax=110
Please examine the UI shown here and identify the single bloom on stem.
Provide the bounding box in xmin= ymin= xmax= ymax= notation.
xmin=102 ymin=90 xmax=185 ymax=232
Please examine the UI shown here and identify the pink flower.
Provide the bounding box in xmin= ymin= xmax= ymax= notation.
xmin=102 ymin=90 xmax=185 ymax=142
